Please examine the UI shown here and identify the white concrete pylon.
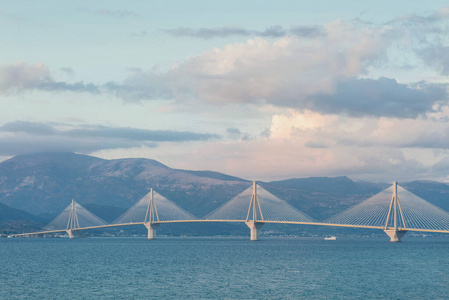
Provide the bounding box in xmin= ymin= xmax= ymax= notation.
xmin=66 ymin=199 xmax=80 ymax=231
xmin=144 ymin=188 xmax=161 ymax=240
xmin=65 ymin=199 xmax=80 ymax=239
xmin=383 ymin=182 xmax=407 ymax=242
xmin=245 ymin=181 xmax=264 ymax=241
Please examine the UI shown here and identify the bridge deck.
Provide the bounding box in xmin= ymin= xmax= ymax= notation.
xmin=12 ymin=219 xmax=449 ymax=237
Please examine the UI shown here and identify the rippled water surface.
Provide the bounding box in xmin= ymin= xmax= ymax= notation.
xmin=1 ymin=237 xmax=449 ymax=299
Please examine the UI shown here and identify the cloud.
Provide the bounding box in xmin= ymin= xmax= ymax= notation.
xmin=114 ymin=22 xmax=411 ymax=110
xmin=226 ymin=128 xmax=241 ymax=140
xmin=382 ymin=7 xmax=449 ymax=75
xmin=0 ymin=121 xmax=220 ymax=156
xmin=272 ymin=109 xmax=449 ymax=150
xmin=0 ymin=62 xmax=100 ymax=94
xmin=158 ymin=134 xmax=432 ymax=182
xmin=387 ymin=6 xmax=449 ymax=25
xmin=103 ymin=71 xmax=173 ymax=101
xmin=290 ymin=25 xmax=324 ymax=37
xmin=159 ymin=109 xmax=449 ymax=182
xmin=66 ymin=125 xmax=219 ymax=142
xmin=38 ymin=81 xmax=100 ymax=93
xmin=419 ymin=45 xmax=449 ymax=75
xmin=0 ymin=121 xmax=56 ymax=135
xmin=0 ymin=135 xmax=148 ymax=156
xmin=257 ymin=25 xmax=287 ymax=38
xmin=60 ymin=67 xmax=75 ymax=76
xmin=3 ymin=9 xmax=449 ymax=122
xmin=308 ymin=78 xmax=447 ymax=118
xmin=162 ymin=25 xmax=324 ymax=39
xmin=91 ymin=9 xmax=139 ymax=18
xmin=116 ymin=16 xmax=449 ymax=118
xmin=304 ymin=141 xmax=328 ymax=149
xmin=0 ymin=62 xmax=50 ymax=91
xmin=131 ymin=30 xmax=149 ymax=37
xmin=225 ymin=127 xmax=252 ymax=141
xmin=163 ymin=26 xmax=251 ymax=39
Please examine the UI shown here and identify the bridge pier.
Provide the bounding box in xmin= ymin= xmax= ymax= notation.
xmin=384 ymin=229 xmax=406 ymax=242
xmin=144 ymin=222 xmax=160 ymax=240
xmin=66 ymin=229 xmax=75 ymax=239
xmin=246 ymin=221 xmax=264 ymax=241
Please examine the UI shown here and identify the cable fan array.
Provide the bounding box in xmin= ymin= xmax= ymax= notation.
xmin=205 ymin=184 xmax=316 ymax=223
xmin=43 ymin=183 xmax=449 ymax=233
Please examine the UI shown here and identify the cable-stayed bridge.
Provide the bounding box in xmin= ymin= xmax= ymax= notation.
xmin=12 ymin=182 xmax=449 ymax=242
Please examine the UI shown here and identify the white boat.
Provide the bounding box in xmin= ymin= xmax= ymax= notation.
xmin=324 ymin=236 xmax=337 ymax=240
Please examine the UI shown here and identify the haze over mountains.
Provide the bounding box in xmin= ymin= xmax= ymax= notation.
xmin=1 ymin=152 xmax=449 ymax=235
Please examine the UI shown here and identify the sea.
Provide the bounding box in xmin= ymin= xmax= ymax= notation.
xmin=1 ymin=236 xmax=449 ymax=299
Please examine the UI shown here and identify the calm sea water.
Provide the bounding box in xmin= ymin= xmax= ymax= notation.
xmin=1 ymin=236 xmax=449 ymax=299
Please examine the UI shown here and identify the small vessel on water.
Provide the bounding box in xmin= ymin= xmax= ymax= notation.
xmin=324 ymin=236 xmax=337 ymax=240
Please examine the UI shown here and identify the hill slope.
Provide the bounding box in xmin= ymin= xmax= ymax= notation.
xmin=0 ymin=153 xmax=251 ymax=220
xmin=1 ymin=153 xmax=449 ymax=235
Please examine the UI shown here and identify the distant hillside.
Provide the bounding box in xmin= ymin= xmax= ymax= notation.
xmin=268 ymin=176 xmax=386 ymax=194
xmin=0 ymin=202 xmax=41 ymax=223
xmin=0 ymin=153 xmax=251 ymax=221
xmin=401 ymin=180 xmax=449 ymax=212
xmin=1 ymin=153 xmax=449 ymax=235
xmin=0 ymin=202 xmax=43 ymax=234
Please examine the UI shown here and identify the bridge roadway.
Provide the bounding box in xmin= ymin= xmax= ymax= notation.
xmin=12 ymin=219 xmax=449 ymax=238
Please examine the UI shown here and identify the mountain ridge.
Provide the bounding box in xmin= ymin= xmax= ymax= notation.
xmin=1 ymin=152 xmax=449 ymax=234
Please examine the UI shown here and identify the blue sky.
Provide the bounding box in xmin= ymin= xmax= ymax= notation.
xmin=1 ymin=1 xmax=449 ymax=182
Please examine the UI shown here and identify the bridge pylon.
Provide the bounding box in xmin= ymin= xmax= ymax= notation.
xmin=245 ymin=181 xmax=264 ymax=241
xmin=144 ymin=188 xmax=160 ymax=240
xmin=383 ymin=182 xmax=407 ymax=242
xmin=66 ymin=199 xmax=79 ymax=239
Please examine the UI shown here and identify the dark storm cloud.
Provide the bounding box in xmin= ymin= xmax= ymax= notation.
xmin=307 ymin=78 xmax=448 ymax=118
xmin=0 ymin=121 xmax=220 ymax=156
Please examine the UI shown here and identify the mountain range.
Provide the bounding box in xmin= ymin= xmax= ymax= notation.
xmin=1 ymin=152 xmax=449 ymax=235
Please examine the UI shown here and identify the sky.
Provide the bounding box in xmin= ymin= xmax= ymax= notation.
xmin=1 ymin=1 xmax=449 ymax=182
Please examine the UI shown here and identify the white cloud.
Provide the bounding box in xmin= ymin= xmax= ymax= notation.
xmin=0 ymin=62 xmax=50 ymax=92
xmin=153 ymin=109 xmax=449 ymax=182
xmin=0 ymin=62 xmax=99 ymax=94
xmin=2 ymin=14 xmax=449 ymax=120
xmin=165 ymin=20 xmax=390 ymax=104
xmin=112 ymin=18 xmax=448 ymax=118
